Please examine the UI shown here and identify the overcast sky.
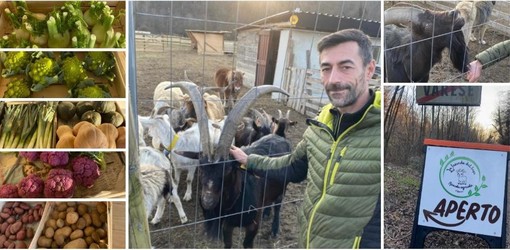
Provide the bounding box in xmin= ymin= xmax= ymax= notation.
xmin=477 ymin=85 xmax=510 ymax=129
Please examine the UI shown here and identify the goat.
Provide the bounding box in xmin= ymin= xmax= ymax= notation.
xmin=139 ymin=147 xmax=188 ymax=224
xmin=456 ymin=0 xmax=496 ymax=45
xmin=384 ymin=4 xmax=469 ymax=82
xmin=153 ymin=81 xmax=185 ymax=114
xmin=214 ymin=68 xmax=244 ymax=112
xmin=173 ymin=84 xmax=292 ymax=248
xmin=233 ymin=109 xmax=273 ymax=147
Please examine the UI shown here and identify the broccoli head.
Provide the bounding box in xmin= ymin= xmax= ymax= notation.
xmin=28 ymin=55 xmax=60 ymax=92
xmin=17 ymin=174 xmax=44 ymax=198
xmin=72 ymin=81 xmax=112 ymax=98
xmin=40 ymin=152 xmax=69 ymax=167
xmin=44 ymin=168 xmax=75 ymax=198
xmin=2 ymin=51 xmax=30 ymax=77
xmin=83 ymin=51 xmax=116 ymax=81
xmin=0 ymin=184 xmax=20 ymax=198
xmin=3 ymin=76 xmax=31 ymax=98
xmin=72 ymin=155 xmax=100 ymax=188
xmin=61 ymin=55 xmax=87 ymax=90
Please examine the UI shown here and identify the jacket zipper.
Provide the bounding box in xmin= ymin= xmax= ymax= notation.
xmin=305 ymin=105 xmax=374 ymax=248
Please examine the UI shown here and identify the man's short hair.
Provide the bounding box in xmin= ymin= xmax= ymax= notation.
xmin=317 ymin=29 xmax=373 ymax=66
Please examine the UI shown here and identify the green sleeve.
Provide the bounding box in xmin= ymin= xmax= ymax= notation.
xmin=246 ymin=139 xmax=307 ymax=171
xmin=475 ymin=40 xmax=510 ymax=68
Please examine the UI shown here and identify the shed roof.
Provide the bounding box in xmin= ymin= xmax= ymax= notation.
xmin=236 ymin=10 xmax=380 ymax=38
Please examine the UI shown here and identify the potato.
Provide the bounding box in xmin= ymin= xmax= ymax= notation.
xmin=9 ymin=221 xmax=22 ymax=234
xmin=57 ymin=203 xmax=68 ymax=212
xmin=58 ymin=211 xmax=67 ymax=220
xmin=84 ymin=226 xmax=95 ymax=236
xmin=15 ymin=241 xmax=27 ymax=249
xmin=91 ymin=211 xmax=102 ymax=227
xmin=96 ymin=228 xmax=107 ymax=239
xmin=64 ymin=238 xmax=88 ymax=249
xmin=99 ymin=241 xmax=108 ymax=248
xmin=85 ymin=236 xmax=94 ymax=245
xmin=67 ymin=202 xmax=76 ymax=207
xmin=96 ymin=202 xmax=107 ymax=214
xmin=37 ymin=236 xmax=53 ymax=248
xmin=54 ymin=234 xmax=66 ymax=247
xmin=57 ymin=218 xmax=65 ymax=228
xmin=76 ymin=218 xmax=87 ymax=229
xmin=0 ymin=222 xmax=8 ymax=234
xmin=51 ymin=210 xmax=60 ymax=220
xmin=26 ymin=227 xmax=34 ymax=238
xmin=0 ymin=235 xmax=6 ymax=247
xmin=56 ymin=226 xmax=72 ymax=238
xmin=66 ymin=207 xmax=76 ymax=213
xmin=70 ymin=229 xmax=84 ymax=240
xmin=83 ymin=213 xmax=92 ymax=226
xmin=66 ymin=211 xmax=79 ymax=225
xmin=77 ymin=204 xmax=88 ymax=216
xmin=45 ymin=227 xmax=55 ymax=238
xmin=91 ymin=231 xmax=100 ymax=243
xmin=46 ymin=219 xmax=57 ymax=229
xmin=15 ymin=229 xmax=25 ymax=240
xmin=90 ymin=242 xmax=100 ymax=249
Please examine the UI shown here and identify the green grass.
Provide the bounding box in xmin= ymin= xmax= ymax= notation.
xmin=398 ymin=174 xmax=420 ymax=188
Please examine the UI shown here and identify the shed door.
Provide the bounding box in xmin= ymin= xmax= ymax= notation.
xmin=255 ymin=30 xmax=280 ymax=86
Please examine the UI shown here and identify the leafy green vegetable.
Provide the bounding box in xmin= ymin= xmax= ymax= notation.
xmin=1 ymin=51 xmax=30 ymax=77
xmin=3 ymin=77 xmax=31 ymax=98
xmin=60 ymin=54 xmax=87 ymax=90
xmin=28 ymin=53 xmax=60 ymax=92
xmin=83 ymin=51 xmax=116 ymax=81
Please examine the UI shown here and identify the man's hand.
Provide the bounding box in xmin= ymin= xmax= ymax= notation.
xmin=230 ymin=145 xmax=248 ymax=165
xmin=467 ymin=60 xmax=483 ymax=83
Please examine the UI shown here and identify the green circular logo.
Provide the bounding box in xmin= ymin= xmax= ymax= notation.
xmin=439 ymin=156 xmax=486 ymax=198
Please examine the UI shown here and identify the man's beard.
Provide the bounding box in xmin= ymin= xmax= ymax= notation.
xmin=325 ymin=72 xmax=367 ymax=109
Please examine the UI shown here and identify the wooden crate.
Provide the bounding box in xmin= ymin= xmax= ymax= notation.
xmin=0 ymin=101 xmax=58 ymax=149
xmin=29 ymin=201 xmax=113 ymax=249
xmin=0 ymin=51 xmax=126 ymax=98
xmin=0 ymin=201 xmax=49 ymax=249
xmin=55 ymin=100 xmax=126 ymax=149
xmin=0 ymin=152 xmax=126 ymax=198
xmin=0 ymin=1 xmax=126 ymax=47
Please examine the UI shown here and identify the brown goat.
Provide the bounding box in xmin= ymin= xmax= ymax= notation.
xmin=214 ymin=68 xmax=244 ymax=111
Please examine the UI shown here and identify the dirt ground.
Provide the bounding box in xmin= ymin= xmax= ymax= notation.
xmin=134 ymin=43 xmax=308 ymax=248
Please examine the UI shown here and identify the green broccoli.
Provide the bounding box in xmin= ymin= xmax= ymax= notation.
xmin=28 ymin=54 xmax=60 ymax=92
xmin=83 ymin=51 xmax=116 ymax=82
xmin=71 ymin=80 xmax=112 ymax=98
xmin=60 ymin=55 xmax=87 ymax=90
xmin=2 ymin=51 xmax=30 ymax=77
xmin=3 ymin=77 xmax=31 ymax=98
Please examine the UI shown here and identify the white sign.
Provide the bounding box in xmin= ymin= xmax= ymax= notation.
xmin=417 ymin=146 xmax=507 ymax=237
xmin=416 ymin=86 xmax=482 ymax=106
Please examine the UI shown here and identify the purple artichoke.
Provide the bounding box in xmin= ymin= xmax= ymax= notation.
xmin=44 ymin=169 xmax=75 ymax=198
xmin=72 ymin=156 xmax=100 ymax=188
xmin=40 ymin=152 xmax=69 ymax=167
xmin=18 ymin=174 xmax=44 ymax=198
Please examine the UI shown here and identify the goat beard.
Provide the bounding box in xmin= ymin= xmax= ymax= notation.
xmin=325 ymin=71 xmax=367 ymax=110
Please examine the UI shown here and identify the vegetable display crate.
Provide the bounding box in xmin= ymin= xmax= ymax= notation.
xmin=0 ymin=201 xmax=48 ymax=249
xmin=0 ymin=101 xmax=57 ymax=149
xmin=0 ymin=1 xmax=126 ymax=48
xmin=30 ymin=201 xmax=112 ymax=249
xmin=0 ymin=51 xmax=126 ymax=98
xmin=55 ymin=101 xmax=126 ymax=149
xmin=0 ymin=152 xmax=126 ymax=199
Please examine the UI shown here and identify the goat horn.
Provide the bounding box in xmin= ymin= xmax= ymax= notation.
xmin=384 ymin=6 xmax=425 ymax=25
xmin=286 ymin=110 xmax=291 ymax=119
xmin=278 ymin=109 xmax=283 ymax=119
xmin=215 ymin=86 xmax=290 ymax=161
xmin=164 ymin=81 xmax=212 ymax=160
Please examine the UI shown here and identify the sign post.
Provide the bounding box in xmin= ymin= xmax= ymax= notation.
xmin=410 ymin=139 xmax=510 ymax=248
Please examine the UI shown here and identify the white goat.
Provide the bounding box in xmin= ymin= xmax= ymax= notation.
xmin=153 ymin=81 xmax=185 ymax=115
xmin=139 ymin=147 xmax=188 ymax=224
xmin=142 ymin=115 xmax=224 ymax=201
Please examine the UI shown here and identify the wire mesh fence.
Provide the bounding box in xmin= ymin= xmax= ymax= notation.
xmin=132 ymin=1 xmax=381 ymax=248
xmin=383 ymin=1 xmax=510 ymax=83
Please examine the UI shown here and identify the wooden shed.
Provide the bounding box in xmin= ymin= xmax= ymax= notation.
xmin=235 ymin=9 xmax=381 ymax=116
xmin=186 ymin=29 xmax=231 ymax=55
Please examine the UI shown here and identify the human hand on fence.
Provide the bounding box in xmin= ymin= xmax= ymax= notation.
xmin=230 ymin=145 xmax=248 ymax=166
xmin=467 ymin=60 xmax=483 ymax=83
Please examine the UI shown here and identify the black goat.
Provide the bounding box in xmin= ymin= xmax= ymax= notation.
xmin=385 ymin=4 xmax=469 ymax=82
xmin=174 ymin=85 xmax=292 ymax=248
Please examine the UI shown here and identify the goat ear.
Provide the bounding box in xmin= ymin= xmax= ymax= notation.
xmin=174 ymin=151 xmax=201 ymax=160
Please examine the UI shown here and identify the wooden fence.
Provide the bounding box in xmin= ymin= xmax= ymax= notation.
xmin=135 ymin=34 xmax=235 ymax=53
xmin=282 ymin=68 xmax=381 ymax=118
